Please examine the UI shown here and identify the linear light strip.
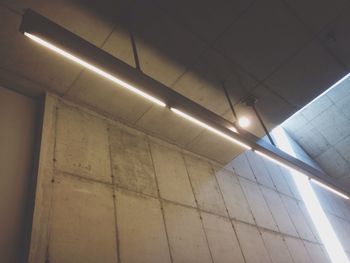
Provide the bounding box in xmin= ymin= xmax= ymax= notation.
xmin=254 ymin=150 xmax=306 ymax=177
xmin=310 ymin=179 xmax=349 ymax=200
xmin=255 ymin=149 xmax=349 ymax=199
xmin=24 ymin=32 xmax=166 ymax=107
xmin=170 ymin=108 xmax=251 ymax=150
xmin=24 ymin=31 xmax=348 ymax=200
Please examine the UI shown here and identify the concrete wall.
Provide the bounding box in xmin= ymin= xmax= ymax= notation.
xmin=0 ymin=86 xmax=39 ymax=263
xmin=29 ymin=93 xmax=350 ymax=263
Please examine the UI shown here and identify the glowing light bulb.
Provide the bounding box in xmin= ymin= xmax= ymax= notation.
xmin=238 ymin=116 xmax=250 ymax=128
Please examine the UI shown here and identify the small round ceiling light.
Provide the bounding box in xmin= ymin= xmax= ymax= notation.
xmin=238 ymin=116 xmax=250 ymax=128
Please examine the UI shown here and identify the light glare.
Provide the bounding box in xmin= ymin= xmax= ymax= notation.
xmin=310 ymin=179 xmax=349 ymax=200
xmin=272 ymin=126 xmax=349 ymax=263
xmin=171 ymin=108 xmax=251 ymax=150
xmin=24 ymin=32 xmax=166 ymax=107
xmin=238 ymin=116 xmax=250 ymax=128
xmin=255 ymin=150 xmax=306 ymax=178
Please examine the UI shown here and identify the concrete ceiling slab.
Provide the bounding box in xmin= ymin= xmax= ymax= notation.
xmin=315 ymin=147 xmax=349 ymax=178
xmin=214 ymin=0 xmax=311 ymax=80
xmin=0 ymin=7 xmax=83 ymax=94
xmin=326 ymin=77 xmax=350 ymax=103
xmin=172 ymin=49 xmax=257 ymax=116
xmin=284 ymin=0 xmax=350 ymax=33
xmin=135 ymin=106 xmax=204 ymax=147
xmin=266 ymin=40 xmax=346 ymax=107
xmin=319 ymin=9 xmax=350 ymax=68
xmin=310 ymin=105 xmax=350 ymax=146
xmin=250 ymin=85 xmax=295 ymax=130
xmin=153 ymin=0 xmax=255 ymax=42
xmin=335 ymin=92 xmax=350 ymax=120
xmin=299 ymin=95 xmax=333 ymax=121
xmin=287 ymin=124 xmax=330 ymax=158
xmin=126 ymin=1 xmax=207 ymax=87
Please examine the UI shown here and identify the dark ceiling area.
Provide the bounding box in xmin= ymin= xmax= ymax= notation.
xmin=1 ymin=0 xmax=350 ymax=163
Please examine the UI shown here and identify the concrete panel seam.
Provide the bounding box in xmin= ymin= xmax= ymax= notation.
xmin=107 ymin=123 xmax=120 ymax=263
xmin=182 ymin=154 xmax=215 ymax=263
xmin=210 ymin=163 xmax=248 ymax=263
xmin=146 ymin=136 xmax=174 ymax=263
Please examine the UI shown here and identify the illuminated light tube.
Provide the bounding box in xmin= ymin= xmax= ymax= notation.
xmin=229 ymin=126 xmax=238 ymax=133
xmin=24 ymin=32 xmax=166 ymax=107
xmin=256 ymin=149 xmax=349 ymax=200
xmin=310 ymin=178 xmax=349 ymax=200
xmin=255 ymin=150 xmax=306 ymax=177
xmin=170 ymin=108 xmax=251 ymax=150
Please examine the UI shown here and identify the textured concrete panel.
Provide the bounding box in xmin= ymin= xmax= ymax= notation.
xmin=281 ymin=195 xmax=316 ymax=242
xmin=150 ymin=139 xmax=196 ymax=207
xmin=55 ymin=104 xmax=111 ymax=183
xmin=245 ymin=151 xmax=275 ymax=189
xmin=311 ymin=106 xmax=350 ymax=146
xmin=304 ymin=242 xmax=331 ymax=263
xmin=163 ymin=202 xmax=212 ymax=263
xmin=300 ymin=95 xmax=333 ymax=121
xmin=263 ymin=161 xmax=293 ymax=196
xmin=230 ymin=153 xmax=256 ymax=181
xmin=335 ymin=135 xmax=350 ymax=163
xmin=234 ymin=221 xmax=272 ymax=263
xmin=261 ymin=187 xmax=298 ymax=237
xmin=110 ymin=123 xmax=157 ymax=196
xmin=49 ymin=174 xmax=117 ymax=263
xmin=315 ymin=147 xmax=349 ymax=178
xmin=279 ymin=168 xmax=302 ymax=200
xmin=202 ymin=212 xmax=245 ymax=263
xmin=299 ymin=203 xmax=320 ymax=242
xmin=261 ymin=231 xmax=293 ymax=263
xmin=115 ymin=189 xmax=171 ymax=263
xmin=240 ymin=178 xmax=278 ymax=231
xmin=329 ymin=215 xmax=350 ymax=252
xmin=284 ymin=236 xmax=313 ymax=263
xmin=215 ymin=167 xmax=255 ymax=224
xmin=184 ymin=154 xmax=227 ymax=216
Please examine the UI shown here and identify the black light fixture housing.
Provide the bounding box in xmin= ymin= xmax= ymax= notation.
xmin=20 ymin=9 xmax=349 ymax=199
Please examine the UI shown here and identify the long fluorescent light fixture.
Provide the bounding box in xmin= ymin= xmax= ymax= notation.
xmin=254 ymin=150 xmax=306 ymax=177
xmin=170 ymin=108 xmax=251 ymax=150
xmin=310 ymin=179 xmax=349 ymax=200
xmin=21 ymin=10 xmax=349 ymax=200
xmin=24 ymin=32 xmax=166 ymax=107
xmin=255 ymin=149 xmax=349 ymax=199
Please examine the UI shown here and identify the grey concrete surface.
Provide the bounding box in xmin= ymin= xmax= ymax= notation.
xmin=2 ymin=0 xmax=350 ymax=164
xmin=28 ymin=94 xmax=350 ymax=262
xmin=283 ymin=74 xmax=350 ymax=189
xmin=48 ymin=173 xmax=118 ymax=263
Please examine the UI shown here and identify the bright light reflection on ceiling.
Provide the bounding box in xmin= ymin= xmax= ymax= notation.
xmin=272 ymin=126 xmax=349 ymax=263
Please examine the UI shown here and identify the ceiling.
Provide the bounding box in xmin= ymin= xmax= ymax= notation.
xmin=1 ymin=0 xmax=350 ymax=164
xmin=283 ymin=75 xmax=350 ymax=190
